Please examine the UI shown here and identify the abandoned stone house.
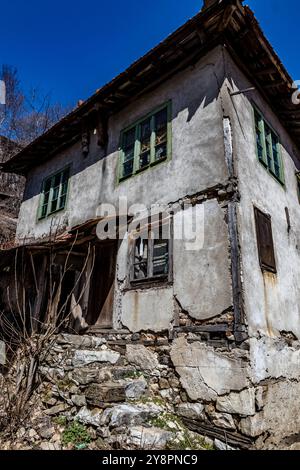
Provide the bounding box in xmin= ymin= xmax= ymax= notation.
xmin=1 ymin=0 xmax=300 ymax=449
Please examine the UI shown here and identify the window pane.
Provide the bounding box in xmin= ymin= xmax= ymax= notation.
xmin=153 ymin=240 xmax=169 ymax=276
xmin=123 ymin=159 xmax=134 ymax=178
xmin=255 ymin=112 xmax=264 ymax=162
xmin=54 ymin=173 xmax=61 ymax=187
xmin=124 ymin=128 xmax=135 ymax=149
xmin=52 ymin=186 xmax=59 ymax=201
xmin=155 ymin=143 xmax=167 ymax=162
xmin=155 ymin=108 xmax=167 ymax=138
xmin=271 ymin=133 xmax=281 ymax=179
xmin=61 ymin=181 xmax=68 ymax=197
xmin=62 ymin=169 xmax=69 ymax=184
xmin=59 ymin=195 xmax=66 ymax=210
xmin=122 ymin=128 xmax=135 ymax=177
xmin=43 ymin=191 xmax=50 ymax=205
xmin=41 ymin=189 xmax=50 ymax=218
xmin=139 ymin=118 xmax=151 ymax=170
xmin=264 ymin=125 xmax=273 ymax=171
xmin=44 ymin=178 xmax=51 ymax=193
xmin=41 ymin=204 xmax=48 ymax=218
xmin=154 ymin=108 xmax=168 ymax=162
xmin=124 ymin=148 xmax=134 ymax=162
xmin=51 ymin=199 xmax=58 ymax=213
xmin=134 ymin=238 xmax=148 ymax=279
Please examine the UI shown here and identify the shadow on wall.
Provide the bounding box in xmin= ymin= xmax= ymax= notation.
xmin=21 ymin=62 xmax=223 ymax=204
xmin=226 ymin=73 xmax=300 ymax=168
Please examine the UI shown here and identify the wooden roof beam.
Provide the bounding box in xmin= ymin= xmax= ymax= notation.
xmin=264 ymin=80 xmax=286 ymax=89
xmin=255 ymin=67 xmax=278 ymax=76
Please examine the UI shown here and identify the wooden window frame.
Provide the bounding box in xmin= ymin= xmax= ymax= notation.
xmin=38 ymin=166 xmax=70 ymax=220
xmin=253 ymin=106 xmax=284 ymax=185
xmin=254 ymin=206 xmax=277 ymax=274
xmin=118 ymin=101 xmax=172 ymax=182
xmin=129 ymin=216 xmax=173 ymax=288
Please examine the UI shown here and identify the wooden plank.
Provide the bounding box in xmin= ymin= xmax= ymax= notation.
xmin=31 ymin=254 xmax=47 ymax=332
xmin=174 ymin=324 xmax=231 ymax=333
xmin=228 ymin=203 xmax=246 ymax=342
xmin=183 ymin=418 xmax=253 ymax=449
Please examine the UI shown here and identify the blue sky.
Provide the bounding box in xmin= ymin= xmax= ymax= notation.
xmin=1 ymin=0 xmax=299 ymax=107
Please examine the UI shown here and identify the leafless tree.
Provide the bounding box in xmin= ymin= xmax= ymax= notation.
xmin=0 ymin=64 xmax=71 ymax=151
xmin=0 ymin=233 xmax=95 ymax=437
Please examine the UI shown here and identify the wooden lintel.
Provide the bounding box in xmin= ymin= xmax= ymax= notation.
xmin=174 ymin=324 xmax=231 ymax=333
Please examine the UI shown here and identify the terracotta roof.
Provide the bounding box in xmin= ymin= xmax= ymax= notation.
xmin=1 ymin=0 xmax=300 ymax=175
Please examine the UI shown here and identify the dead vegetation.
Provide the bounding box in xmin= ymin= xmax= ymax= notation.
xmin=0 ymin=235 xmax=95 ymax=439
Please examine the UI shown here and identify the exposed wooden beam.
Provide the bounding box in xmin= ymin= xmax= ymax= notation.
xmin=255 ymin=67 xmax=277 ymax=76
xmin=264 ymin=80 xmax=285 ymax=89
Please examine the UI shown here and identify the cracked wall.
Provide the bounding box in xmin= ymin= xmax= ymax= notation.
xmin=114 ymin=198 xmax=233 ymax=333
xmin=218 ymin=48 xmax=300 ymax=448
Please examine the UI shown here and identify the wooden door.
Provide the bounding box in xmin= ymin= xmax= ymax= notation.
xmin=86 ymin=242 xmax=117 ymax=328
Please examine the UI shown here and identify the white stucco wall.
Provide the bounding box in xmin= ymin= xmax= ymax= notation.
xmin=223 ymin=50 xmax=300 ymax=339
xmin=14 ymin=46 xmax=235 ymax=333
xmin=17 ymin=45 xmax=228 ymax=241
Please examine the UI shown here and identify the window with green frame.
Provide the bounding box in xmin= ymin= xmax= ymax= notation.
xmin=119 ymin=102 xmax=172 ymax=180
xmin=39 ymin=167 xmax=70 ymax=219
xmin=254 ymin=108 xmax=284 ymax=184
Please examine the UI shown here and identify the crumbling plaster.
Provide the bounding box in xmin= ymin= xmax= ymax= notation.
xmin=221 ymin=49 xmax=300 ymax=340
xmin=170 ymin=337 xmax=250 ymax=401
xmin=121 ymin=288 xmax=174 ymax=333
xmin=114 ymin=199 xmax=233 ymax=332
xmin=15 ymin=45 xmax=236 ymax=334
xmin=173 ymin=201 xmax=232 ymax=321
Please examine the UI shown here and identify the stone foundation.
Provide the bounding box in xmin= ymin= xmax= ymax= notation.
xmin=1 ymin=330 xmax=300 ymax=450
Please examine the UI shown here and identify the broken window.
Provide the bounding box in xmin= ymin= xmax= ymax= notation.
xmin=39 ymin=167 xmax=70 ymax=219
xmin=254 ymin=207 xmax=277 ymax=273
xmin=254 ymin=108 xmax=284 ymax=184
xmin=119 ymin=102 xmax=171 ymax=180
xmin=133 ymin=238 xmax=149 ymax=280
xmin=130 ymin=217 xmax=172 ymax=283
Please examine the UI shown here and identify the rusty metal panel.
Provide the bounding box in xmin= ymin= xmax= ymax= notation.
xmin=254 ymin=207 xmax=277 ymax=274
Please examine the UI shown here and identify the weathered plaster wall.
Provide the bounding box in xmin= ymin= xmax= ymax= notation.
xmin=170 ymin=337 xmax=250 ymax=402
xmin=222 ymin=49 xmax=300 ymax=340
xmin=173 ymin=201 xmax=232 ymax=321
xmin=217 ymin=49 xmax=300 ymax=447
xmin=15 ymin=45 xmax=234 ymax=335
xmin=113 ymin=200 xmax=233 ymax=332
xmin=121 ymin=288 xmax=174 ymax=333
xmin=17 ymin=45 xmax=228 ymax=241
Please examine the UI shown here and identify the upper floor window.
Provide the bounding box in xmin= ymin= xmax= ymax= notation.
xmin=119 ymin=102 xmax=172 ymax=181
xmin=254 ymin=108 xmax=284 ymax=184
xmin=39 ymin=167 xmax=70 ymax=219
